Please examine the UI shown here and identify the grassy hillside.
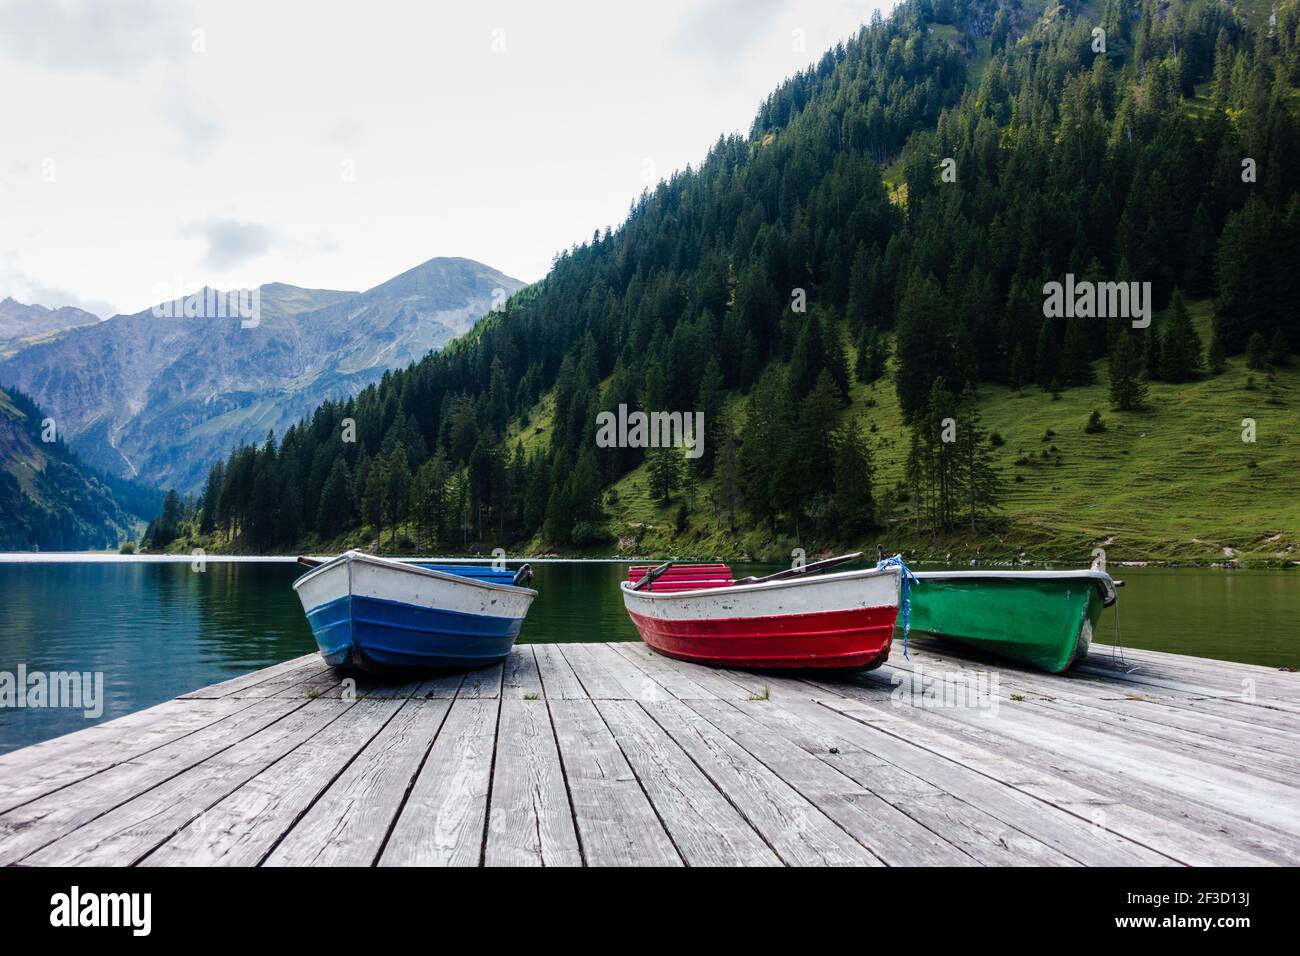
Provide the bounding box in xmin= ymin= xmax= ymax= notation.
xmin=579 ymin=300 xmax=1300 ymax=564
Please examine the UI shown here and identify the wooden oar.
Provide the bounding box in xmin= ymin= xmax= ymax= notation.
xmin=630 ymin=561 xmax=673 ymax=591
xmin=297 ymin=556 xmax=323 ymax=568
xmin=734 ymin=551 xmax=863 ymax=585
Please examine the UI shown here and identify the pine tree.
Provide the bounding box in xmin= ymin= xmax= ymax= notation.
xmin=1035 ymin=317 xmax=1059 ymax=389
xmin=955 ymin=390 xmax=1003 ymax=533
xmin=894 ymin=272 xmax=954 ymax=418
xmin=1141 ymin=327 xmax=1162 ymax=381
xmin=824 ymin=322 xmax=852 ymax=405
xmin=542 ymin=476 xmax=573 ymax=546
xmin=1158 ymin=290 xmax=1204 ymax=383
xmin=1207 ymin=327 xmax=1227 ymax=375
xmin=831 ymin=419 xmax=875 ymax=536
xmin=647 ymin=447 xmax=682 ymax=504
xmin=1058 ymin=316 xmax=1094 ymax=386
xmin=1008 ymin=345 xmax=1028 ymax=391
xmin=413 ymin=452 xmax=449 ymax=548
xmin=362 ymin=458 xmax=387 ymax=547
xmin=711 ymin=415 xmax=741 ymax=533
xmin=313 ymin=463 xmax=353 ymax=538
xmin=1245 ymin=331 xmax=1269 ymax=370
xmin=1108 ymin=332 xmax=1147 ymax=410
xmin=383 ymin=444 xmax=412 ymax=545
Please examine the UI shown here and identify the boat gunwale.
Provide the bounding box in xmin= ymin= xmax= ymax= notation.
xmin=911 ymin=569 xmax=1117 ymax=607
xmin=619 ymin=565 xmax=900 ymax=602
xmin=291 ymin=549 xmax=539 ymax=598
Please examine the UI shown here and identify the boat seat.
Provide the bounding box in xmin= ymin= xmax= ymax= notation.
xmin=627 ymin=564 xmax=735 ymax=592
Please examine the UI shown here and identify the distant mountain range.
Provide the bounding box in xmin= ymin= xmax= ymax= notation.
xmin=0 ymin=257 xmax=524 ymax=492
xmin=0 ymin=298 xmax=99 ymax=356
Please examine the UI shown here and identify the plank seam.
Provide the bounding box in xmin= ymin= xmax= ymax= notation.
xmin=249 ymin=699 xmax=414 ymax=867
xmin=371 ymin=696 xmax=459 ymax=866
xmin=811 ymin=699 xmax=1191 ymax=867
xmin=541 ymin=696 xmax=588 ymax=867
xmin=129 ymin=697 xmax=368 ymax=867
xmin=5 ymin=697 xmax=316 ymax=865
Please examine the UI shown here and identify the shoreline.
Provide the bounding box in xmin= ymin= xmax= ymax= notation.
xmin=0 ymin=551 xmax=1295 ymax=570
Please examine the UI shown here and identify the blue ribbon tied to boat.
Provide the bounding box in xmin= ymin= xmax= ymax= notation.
xmin=875 ymin=553 xmax=918 ymax=659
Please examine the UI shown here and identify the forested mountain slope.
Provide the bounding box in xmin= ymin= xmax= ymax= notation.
xmin=0 ymin=386 xmax=146 ymax=551
xmin=167 ymin=0 xmax=1300 ymax=563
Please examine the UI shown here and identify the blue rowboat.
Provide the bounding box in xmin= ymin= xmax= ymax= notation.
xmin=292 ymin=550 xmax=537 ymax=670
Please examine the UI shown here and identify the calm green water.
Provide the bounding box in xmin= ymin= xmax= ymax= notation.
xmin=0 ymin=561 xmax=1295 ymax=753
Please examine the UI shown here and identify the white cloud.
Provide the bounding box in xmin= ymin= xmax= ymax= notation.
xmin=181 ymin=218 xmax=274 ymax=271
xmin=672 ymin=0 xmax=788 ymax=63
xmin=0 ymin=256 xmax=115 ymax=316
xmin=0 ymin=0 xmax=191 ymax=73
xmin=0 ymin=0 xmax=896 ymax=313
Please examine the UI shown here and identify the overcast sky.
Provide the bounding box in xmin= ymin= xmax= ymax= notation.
xmin=0 ymin=0 xmax=890 ymax=317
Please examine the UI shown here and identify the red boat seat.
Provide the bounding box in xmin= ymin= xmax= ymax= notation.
xmin=627 ymin=564 xmax=734 ymax=591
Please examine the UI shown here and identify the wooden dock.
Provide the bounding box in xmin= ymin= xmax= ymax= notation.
xmin=1 ymin=639 xmax=1297 ymax=866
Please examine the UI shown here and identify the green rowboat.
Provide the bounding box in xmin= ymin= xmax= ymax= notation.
xmin=908 ymin=570 xmax=1119 ymax=673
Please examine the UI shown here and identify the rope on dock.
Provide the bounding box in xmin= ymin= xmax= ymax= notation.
xmin=876 ymin=553 xmax=918 ymax=659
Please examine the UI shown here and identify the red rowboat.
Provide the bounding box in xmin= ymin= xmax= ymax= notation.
xmin=620 ymin=559 xmax=902 ymax=669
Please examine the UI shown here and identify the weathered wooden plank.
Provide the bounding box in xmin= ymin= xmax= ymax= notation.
xmin=685 ymin=699 xmax=975 ymax=866
xmin=378 ymin=697 xmax=499 ymax=866
xmin=1090 ymin=643 xmax=1300 ymax=699
xmin=586 ymin=643 xmax=679 ymax=700
xmin=275 ymin=671 xmax=343 ymax=700
xmin=265 ymin=699 xmax=450 ymax=867
xmin=595 ymin=700 xmax=779 ymax=866
xmin=533 ymin=643 xmax=588 ymax=700
xmin=457 ymin=662 xmax=504 ymax=699
xmin=880 ymin=650 xmax=1300 ymax=782
xmin=0 ymin=697 xmax=255 ymax=815
xmin=813 ymin=674 xmax=1291 ymax=864
xmin=21 ymin=698 xmax=351 ymax=866
xmin=902 ymin=644 xmax=1300 ymax=753
xmin=688 ymin=677 xmax=1092 ymax=865
xmin=0 ymin=697 xmax=304 ymax=865
xmin=873 ymin=663 xmax=1300 ymax=841
xmin=813 ymin=693 xmax=1272 ymax=867
xmin=235 ymin=663 xmax=334 ymax=699
xmin=358 ymin=674 xmax=429 ymax=700
xmin=548 ymin=698 xmax=681 ymax=866
xmin=501 ymin=645 xmax=544 ymax=699
xmin=413 ymin=671 xmax=465 ymax=699
xmin=177 ymin=655 xmax=317 ymax=699
xmin=640 ymin=699 xmax=880 ymax=866
xmin=141 ymin=699 xmax=404 ymax=866
xmin=485 ymin=699 xmax=582 ymax=866
xmin=606 ymin=641 xmax=728 ymax=699
xmin=1072 ymin=659 xmax=1300 ymax=713
xmin=556 ymin=643 xmax=632 ymax=699
xmin=561 ymin=643 xmax=671 ymax=701
xmin=784 ymin=696 xmax=1169 ymax=866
